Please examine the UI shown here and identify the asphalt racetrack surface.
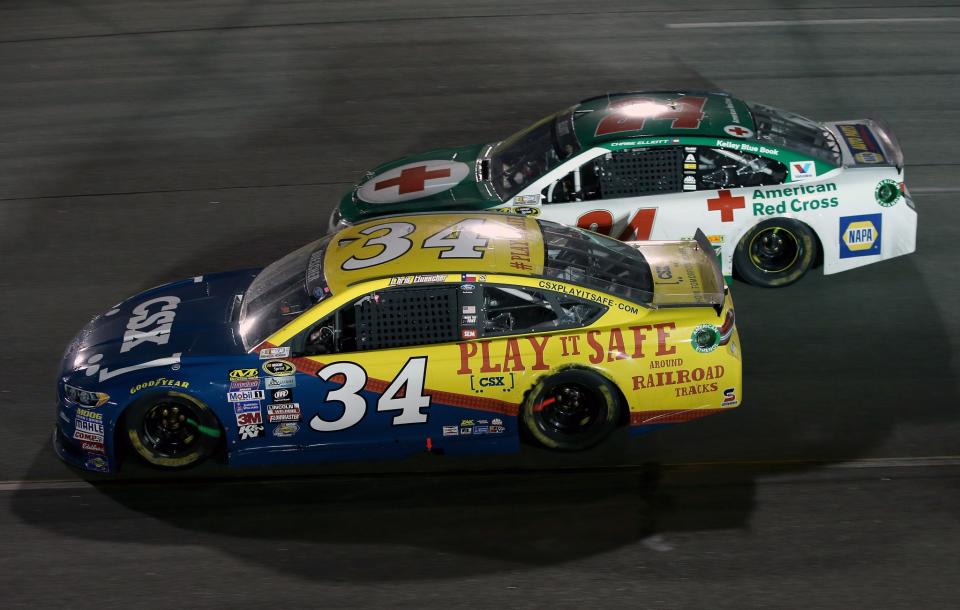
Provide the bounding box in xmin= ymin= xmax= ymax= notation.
xmin=1 ymin=1 xmax=959 ymax=608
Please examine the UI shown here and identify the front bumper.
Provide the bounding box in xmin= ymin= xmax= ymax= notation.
xmin=53 ymin=395 xmax=116 ymax=474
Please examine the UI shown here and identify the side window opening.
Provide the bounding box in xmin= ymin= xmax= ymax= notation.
xmin=300 ymin=286 xmax=460 ymax=355
xmin=481 ymin=285 xmax=607 ymax=337
xmin=697 ymin=147 xmax=787 ymax=190
xmin=542 ymin=147 xmax=683 ymax=203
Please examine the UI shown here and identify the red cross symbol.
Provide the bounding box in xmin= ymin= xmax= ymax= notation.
xmin=375 ymin=165 xmax=452 ymax=195
xmin=707 ymin=190 xmax=745 ymax=222
xmin=726 ymin=126 xmax=750 ymax=137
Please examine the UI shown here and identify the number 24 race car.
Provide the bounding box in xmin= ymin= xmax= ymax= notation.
xmin=55 ymin=213 xmax=741 ymax=473
xmin=332 ymin=90 xmax=917 ymax=287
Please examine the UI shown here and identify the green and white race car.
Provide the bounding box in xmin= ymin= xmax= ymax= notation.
xmin=332 ymin=91 xmax=917 ymax=287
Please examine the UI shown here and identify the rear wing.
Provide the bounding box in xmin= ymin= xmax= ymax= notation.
xmin=626 ymin=230 xmax=726 ymax=311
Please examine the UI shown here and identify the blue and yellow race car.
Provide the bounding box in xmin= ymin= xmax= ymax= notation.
xmin=56 ymin=213 xmax=741 ymax=473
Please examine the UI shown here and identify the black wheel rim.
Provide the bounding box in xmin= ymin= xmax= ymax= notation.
xmin=537 ymin=383 xmax=602 ymax=436
xmin=748 ymin=227 xmax=801 ymax=273
xmin=141 ymin=399 xmax=201 ymax=457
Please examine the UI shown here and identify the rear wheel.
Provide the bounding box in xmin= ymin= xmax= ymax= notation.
xmin=734 ymin=218 xmax=817 ymax=287
xmin=521 ymin=369 xmax=621 ymax=451
xmin=125 ymin=392 xmax=222 ymax=469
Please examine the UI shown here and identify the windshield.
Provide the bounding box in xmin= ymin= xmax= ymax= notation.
xmin=538 ymin=219 xmax=653 ymax=305
xmin=490 ymin=109 xmax=581 ymax=199
xmin=747 ymin=101 xmax=842 ymax=166
xmin=238 ymin=235 xmax=333 ymax=350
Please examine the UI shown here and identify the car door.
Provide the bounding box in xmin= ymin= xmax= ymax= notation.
xmin=287 ymin=283 xmax=469 ymax=456
xmin=533 ymin=145 xmax=688 ymax=241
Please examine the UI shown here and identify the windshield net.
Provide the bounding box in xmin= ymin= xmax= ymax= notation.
xmin=538 ymin=220 xmax=653 ymax=304
xmin=490 ymin=109 xmax=580 ymax=199
xmin=238 ymin=236 xmax=332 ymax=350
xmin=747 ymin=102 xmax=841 ymax=166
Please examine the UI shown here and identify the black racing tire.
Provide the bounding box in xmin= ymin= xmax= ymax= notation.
xmin=521 ymin=369 xmax=621 ymax=451
xmin=734 ymin=218 xmax=818 ymax=287
xmin=124 ymin=391 xmax=222 ymax=469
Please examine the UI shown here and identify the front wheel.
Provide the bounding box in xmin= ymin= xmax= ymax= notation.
xmin=734 ymin=218 xmax=818 ymax=287
xmin=125 ymin=392 xmax=222 ymax=469
xmin=521 ymin=369 xmax=622 ymax=451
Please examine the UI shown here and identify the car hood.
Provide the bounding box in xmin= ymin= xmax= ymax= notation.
xmin=62 ymin=269 xmax=258 ymax=382
xmin=339 ymin=144 xmax=500 ymax=222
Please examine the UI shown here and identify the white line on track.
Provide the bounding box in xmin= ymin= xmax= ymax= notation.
xmin=912 ymin=187 xmax=960 ymax=194
xmin=667 ymin=18 xmax=960 ymax=29
xmin=1 ymin=456 xmax=958 ymax=492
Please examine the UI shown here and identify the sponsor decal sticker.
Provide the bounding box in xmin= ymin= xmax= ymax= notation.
xmin=81 ymin=440 xmax=106 ymax=454
xmin=874 ymin=179 xmax=901 ymax=207
xmin=837 ymin=124 xmax=884 ymax=163
xmin=267 ymin=403 xmax=302 ymax=423
xmin=789 ymin=161 xmax=817 ymax=182
xmin=721 ymin=387 xmax=738 ymax=407
xmin=129 ymin=377 xmax=189 ymax=394
xmin=263 ymin=359 xmax=296 ymax=377
xmin=259 ymin=346 xmax=291 ymax=360
xmin=514 ymin=194 xmax=540 ymax=205
xmin=271 ymin=388 xmax=293 ymax=403
xmin=264 ymin=376 xmax=296 ymax=389
xmin=73 ymin=430 xmax=104 ymax=443
xmin=75 ymin=418 xmax=104 ymax=435
xmin=233 ymin=401 xmax=261 ymax=414
xmin=227 ymin=389 xmax=265 ymax=403
xmin=229 ymin=368 xmax=259 ymax=381
xmin=839 ymin=214 xmax=882 ymax=258
xmin=238 ymin=424 xmax=264 ymax=440
xmin=751 ymin=183 xmax=839 ymax=216
xmin=461 ymin=329 xmax=478 ymax=339
xmin=229 ymin=378 xmax=261 ymax=391
xmin=75 ymin=408 xmax=103 ymax=422
xmin=120 ymin=296 xmax=180 ymax=354
xmin=461 ymin=273 xmax=486 ymax=282
xmin=469 ymin=373 xmax=514 ymax=393
xmin=723 ymin=124 xmax=753 ymax=138
xmin=272 ymin=422 xmax=300 ymax=438
xmin=442 ymin=425 xmax=459 ymax=436
xmin=854 ymin=151 xmax=883 ymax=164
xmin=357 ymin=160 xmax=471 ymax=204
xmin=85 ymin=455 xmax=109 ymax=472
xmin=706 ymin=190 xmax=746 ymax=223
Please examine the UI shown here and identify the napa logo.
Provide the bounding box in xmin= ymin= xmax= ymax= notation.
xmin=789 ymin=160 xmax=817 ymax=182
xmin=839 ymin=214 xmax=882 ymax=258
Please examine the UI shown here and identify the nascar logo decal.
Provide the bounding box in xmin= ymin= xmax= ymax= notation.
xmin=357 ymin=160 xmax=470 ymax=205
xmin=839 ymin=214 xmax=882 ymax=258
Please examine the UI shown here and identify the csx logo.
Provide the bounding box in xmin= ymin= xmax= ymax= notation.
xmin=479 ymin=376 xmax=505 ymax=387
xmin=229 ymin=368 xmax=259 ymax=380
xmin=470 ymin=373 xmax=514 ymax=393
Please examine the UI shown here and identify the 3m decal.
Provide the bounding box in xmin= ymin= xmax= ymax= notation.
xmin=839 ymin=214 xmax=882 ymax=258
xmin=595 ymin=96 xmax=708 ymax=136
xmin=310 ymin=357 xmax=431 ymax=432
xmin=235 ymin=411 xmax=263 ymax=426
xmin=120 ymin=296 xmax=180 ymax=353
xmin=706 ymin=190 xmax=745 ymax=223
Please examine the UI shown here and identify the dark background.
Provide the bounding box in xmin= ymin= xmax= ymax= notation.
xmin=1 ymin=1 xmax=957 ymax=608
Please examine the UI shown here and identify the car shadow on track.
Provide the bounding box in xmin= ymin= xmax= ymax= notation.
xmin=10 ymin=449 xmax=758 ymax=580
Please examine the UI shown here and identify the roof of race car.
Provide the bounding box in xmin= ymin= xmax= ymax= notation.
xmin=571 ymin=91 xmax=756 ymax=147
xmin=323 ymin=213 xmax=545 ymax=293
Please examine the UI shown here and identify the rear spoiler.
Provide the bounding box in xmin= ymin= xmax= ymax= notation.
xmin=627 ymin=229 xmax=727 ymax=314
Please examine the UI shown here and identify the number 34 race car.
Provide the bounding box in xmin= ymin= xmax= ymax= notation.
xmin=55 ymin=213 xmax=741 ymax=473
xmin=332 ymin=91 xmax=917 ymax=287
